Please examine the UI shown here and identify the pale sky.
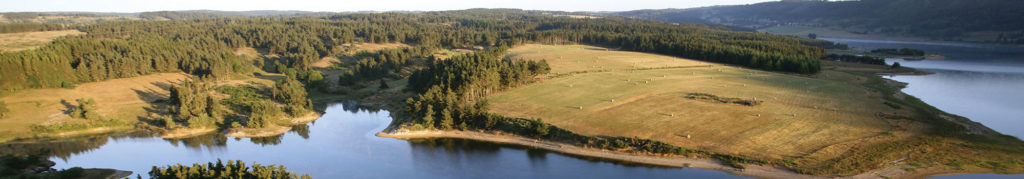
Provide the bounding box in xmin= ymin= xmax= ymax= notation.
xmin=0 ymin=0 xmax=777 ymax=13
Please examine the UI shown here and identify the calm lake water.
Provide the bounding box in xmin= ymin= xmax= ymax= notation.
xmin=822 ymin=38 xmax=1024 ymax=139
xmin=7 ymin=103 xmax=745 ymax=178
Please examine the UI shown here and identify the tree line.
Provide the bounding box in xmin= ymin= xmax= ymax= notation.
xmin=870 ymin=48 xmax=925 ymax=56
xmin=0 ymin=23 xmax=71 ymax=33
xmin=3 ymin=9 xmax=825 ymax=93
xmin=148 ymin=159 xmax=310 ymax=179
xmin=823 ymin=54 xmax=886 ymax=65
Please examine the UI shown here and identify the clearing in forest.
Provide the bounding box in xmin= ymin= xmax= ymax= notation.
xmin=489 ymin=44 xmax=900 ymax=159
xmin=0 ymin=30 xmax=84 ymax=52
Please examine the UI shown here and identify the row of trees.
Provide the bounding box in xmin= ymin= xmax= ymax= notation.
xmin=870 ymin=48 xmax=925 ymax=56
xmin=3 ymin=9 xmax=824 ymax=93
xmin=0 ymin=23 xmax=70 ymax=33
xmin=823 ymin=54 xmax=886 ymax=65
xmin=0 ymin=34 xmax=251 ymax=91
xmin=148 ymin=159 xmax=310 ymax=179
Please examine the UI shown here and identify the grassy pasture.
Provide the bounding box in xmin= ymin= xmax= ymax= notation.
xmin=507 ymin=44 xmax=708 ymax=74
xmin=489 ymin=44 xmax=900 ymax=159
xmin=0 ymin=30 xmax=84 ymax=52
xmin=0 ymin=71 xmax=283 ymax=141
xmin=0 ymin=73 xmax=188 ymax=141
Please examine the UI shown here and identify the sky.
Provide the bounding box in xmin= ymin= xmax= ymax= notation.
xmin=0 ymin=0 xmax=777 ymax=13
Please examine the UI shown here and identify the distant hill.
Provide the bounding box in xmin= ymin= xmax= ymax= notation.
xmin=137 ymin=10 xmax=337 ymax=20
xmin=615 ymin=0 xmax=1024 ymax=44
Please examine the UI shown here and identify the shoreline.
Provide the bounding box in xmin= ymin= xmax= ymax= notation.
xmin=224 ymin=112 xmax=322 ymax=138
xmin=377 ymin=129 xmax=815 ymax=179
xmin=377 ymin=129 xmax=978 ymax=179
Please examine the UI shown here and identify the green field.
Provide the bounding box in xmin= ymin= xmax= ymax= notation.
xmin=490 ymin=44 xmax=900 ymax=159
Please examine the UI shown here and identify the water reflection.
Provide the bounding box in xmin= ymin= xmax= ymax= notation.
xmin=1 ymin=103 xmax=747 ymax=178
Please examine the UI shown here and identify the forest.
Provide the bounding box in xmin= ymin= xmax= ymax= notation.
xmin=1 ymin=9 xmax=827 ymax=94
xmin=823 ymin=54 xmax=886 ymax=65
xmin=149 ymin=160 xmax=310 ymax=179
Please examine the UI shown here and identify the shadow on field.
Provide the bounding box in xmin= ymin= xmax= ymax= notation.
xmin=254 ymin=73 xmax=285 ymax=82
xmin=59 ymin=99 xmax=76 ymax=115
xmin=131 ymin=81 xmax=178 ymax=126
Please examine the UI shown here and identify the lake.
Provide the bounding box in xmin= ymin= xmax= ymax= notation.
xmin=822 ymin=38 xmax=1024 ymax=139
xmin=8 ymin=103 xmax=746 ymax=178
xmin=822 ymin=38 xmax=1024 ymax=179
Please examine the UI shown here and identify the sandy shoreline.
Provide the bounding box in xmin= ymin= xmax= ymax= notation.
xmin=377 ymin=129 xmax=819 ymax=179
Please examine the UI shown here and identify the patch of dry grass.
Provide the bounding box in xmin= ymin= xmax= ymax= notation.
xmin=0 ymin=71 xmax=282 ymax=141
xmin=507 ymin=44 xmax=708 ymax=74
xmin=341 ymin=42 xmax=410 ymax=56
xmin=0 ymin=30 xmax=84 ymax=52
xmin=0 ymin=73 xmax=188 ymax=140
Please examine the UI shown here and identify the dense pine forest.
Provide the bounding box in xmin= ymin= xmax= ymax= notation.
xmin=0 ymin=9 xmax=826 ymax=93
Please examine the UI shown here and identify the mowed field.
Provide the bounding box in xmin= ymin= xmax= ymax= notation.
xmin=0 ymin=30 xmax=84 ymax=52
xmin=489 ymin=44 xmax=898 ymax=159
xmin=506 ymin=44 xmax=709 ymax=74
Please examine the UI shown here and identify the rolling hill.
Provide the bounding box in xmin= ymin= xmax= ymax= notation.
xmin=615 ymin=0 xmax=1024 ymax=43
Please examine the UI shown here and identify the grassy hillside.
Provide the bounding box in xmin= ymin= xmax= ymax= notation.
xmin=0 ymin=73 xmax=189 ymax=141
xmin=486 ymin=44 xmax=1024 ymax=175
xmin=616 ymin=0 xmax=1024 ymax=43
xmin=0 ymin=30 xmax=83 ymax=53
xmin=491 ymin=44 xmax=895 ymax=159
